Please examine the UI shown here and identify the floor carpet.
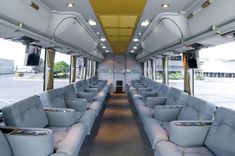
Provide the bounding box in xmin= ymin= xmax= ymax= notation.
xmin=78 ymin=93 xmax=154 ymax=156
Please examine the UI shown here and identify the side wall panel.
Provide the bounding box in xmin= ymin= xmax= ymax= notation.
xmin=97 ymin=54 xmax=142 ymax=92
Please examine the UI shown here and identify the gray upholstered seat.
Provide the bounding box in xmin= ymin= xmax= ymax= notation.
xmin=1 ymin=95 xmax=87 ymax=156
xmin=155 ymin=107 xmax=235 ymax=156
xmin=40 ymin=87 xmax=97 ymax=133
xmin=0 ymin=130 xmax=12 ymax=156
xmin=144 ymin=95 xmax=216 ymax=149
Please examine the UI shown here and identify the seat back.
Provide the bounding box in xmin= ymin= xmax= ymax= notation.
xmin=64 ymin=84 xmax=77 ymax=99
xmin=205 ymin=107 xmax=235 ymax=156
xmin=40 ymin=88 xmax=67 ymax=108
xmin=2 ymin=95 xmax=48 ymax=128
xmin=165 ymin=88 xmax=188 ymax=106
xmin=74 ymin=81 xmax=84 ymax=92
xmin=82 ymin=80 xmax=89 ymax=87
xmin=177 ymin=95 xmax=216 ymax=120
xmin=0 ymin=130 xmax=12 ymax=156
xmin=157 ymin=85 xmax=171 ymax=97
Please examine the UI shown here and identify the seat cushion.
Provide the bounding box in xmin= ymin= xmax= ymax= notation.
xmin=144 ymin=118 xmax=168 ymax=149
xmin=204 ymin=107 xmax=235 ymax=156
xmin=0 ymin=131 xmax=12 ymax=156
xmin=2 ymin=95 xmax=48 ymax=128
xmin=155 ymin=141 xmax=214 ymax=156
xmin=49 ymin=123 xmax=86 ymax=156
xmin=79 ymin=109 xmax=97 ymax=134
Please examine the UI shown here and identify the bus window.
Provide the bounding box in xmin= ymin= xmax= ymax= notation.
xmin=53 ymin=53 xmax=70 ymax=89
xmin=168 ymin=55 xmax=184 ymax=90
xmin=76 ymin=57 xmax=84 ymax=80
xmin=154 ymin=58 xmax=163 ymax=83
xmin=0 ymin=39 xmax=45 ymax=108
xmin=194 ymin=42 xmax=235 ymax=110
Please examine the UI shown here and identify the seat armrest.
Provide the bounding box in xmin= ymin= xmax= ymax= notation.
xmin=84 ymin=88 xmax=99 ymax=94
xmin=146 ymin=97 xmax=167 ymax=108
xmin=44 ymin=108 xmax=76 ymax=127
xmin=76 ymin=92 xmax=94 ymax=102
xmin=169 ymin=120 xmax=213 ymax=146
xmin=139 ymin=91 xmax=158 ymax=99
xmin=138 ymin=88 xmax=151 ymax=92
xmin=0 ymin=126 xmax=53 ymax=156
xmin=65 ymin=99 xmax=88 ymax=112
xmin=154 ymin=105 xmax=184 ymax=122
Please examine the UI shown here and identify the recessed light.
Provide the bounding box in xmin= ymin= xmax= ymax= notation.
xmin=100 ymin=38 xmax=106 ymax=42
xmin=105 ymin=50 xmax=109 ymax=53
xmin=130 ymin=50 xmax=134 ymax=53
xmin=66 ymin=2 xmax=75 ymax=8
xmin=138 ymin=32 xmax=142 ymax=35
xmin=133 ymin=46 xmax=137 ymax=49
xmin=88 ymin=19 xmax=96 ymax=26
xmin=133 ymin=38 xmax=139 ymax=42
xmin=141 ymin=20 xmax=150 ymax=27
xmin=96 ymin=32 xmax=100 ymax=35
xmin=161 ymin=3 xmax=170 ymax=8
xmin=102 ymin=46 xmax=106 ymax=49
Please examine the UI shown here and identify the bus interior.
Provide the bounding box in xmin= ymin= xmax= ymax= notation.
xmin=0 ymin=0 xmax=235 ymax=156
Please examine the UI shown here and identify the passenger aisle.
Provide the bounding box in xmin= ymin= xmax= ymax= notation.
xmin=78 ymin=93 xmax=153 ymax=156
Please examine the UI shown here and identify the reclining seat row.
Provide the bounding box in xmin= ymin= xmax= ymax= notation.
xmin=1 ymin=95 xmax=86 ymax=156
xmin=1 ymin=77 xmax=110 ymax=156
xmin=39 ymin=86 xmax=97 ymax=134
xmin=128 ymin=77 xmax=235 ymax=155
xmin=155 ymin=107 xmax=235 ymax=156
xmin=144 ymin=95 xmax=216 ymax=149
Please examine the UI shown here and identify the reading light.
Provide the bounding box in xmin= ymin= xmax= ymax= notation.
xmin=133 ymin=38 xmax=139 ymax=42
xmin=102 ymin=46 xmax=106 ymax=49
xmin=161 ymin=3 xmax=170 ymax=8
xmin=88 ymin=19 xmax=97 ymax=26
xmin=100 ymin=38 xmax=106 ymax=42
xmin=141 ymin=20 xmax=150 ymax=27
xmin=133 ymin=46 xmax=137 ymax=49
xmin=66 ymin=2 xmax=75 ymax=8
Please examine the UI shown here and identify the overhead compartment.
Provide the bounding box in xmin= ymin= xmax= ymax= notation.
xmin=188 ymin=0 xmax=235 ymax=36
xmin=49 ymin=11 xmax=99 ymax=53
xmin=0 ymin=0 xmax=103 ymax=61
xmin=138 ymin=13 xmax=190 ymax=60
xmin=0 ymin=0 xmax=51 ymax=34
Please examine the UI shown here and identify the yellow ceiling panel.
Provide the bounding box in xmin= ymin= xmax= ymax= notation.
xmin=90 ymin=0 xmax=147 ymax=54
xmin=109 ymin=36 xmax=130 ymax=42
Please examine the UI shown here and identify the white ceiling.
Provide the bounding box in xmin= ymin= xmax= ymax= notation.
xmin=39 ymin=0 xmax=112 ymax=54
xmin=128 ymin=0 xmax=201 ymax=54
xmin=39 ymin=0 xmax=202 ymax=55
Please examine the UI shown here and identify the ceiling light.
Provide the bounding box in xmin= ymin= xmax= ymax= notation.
xmin=130 ymin=50 xmax=134 ymax=53
xmin=138 ymin=32 xmax=142 ymax=35
xmin=161 ymin=3 xmax=170 ymax=8
xmin=102 ymin=46 xmax=106 ymax=49
xmin=96 ymin=32 xmax=100 ymax=35
xmin=105 ymin=50 xmax=109 ymax=53
xmin=133 ymin=46 xmax=137 ymax=49
xmin=66 ymin=2 xmax=75 ymax=8
xmin=100 ymin=38 xmax=106 ymax=42
xmin=141 ymin=20 xmax=150 ymax=27
xmin=88 ymin=19 xmax=96 ymax=26
xmin=133 ymin=38 xmax=139 ymax=42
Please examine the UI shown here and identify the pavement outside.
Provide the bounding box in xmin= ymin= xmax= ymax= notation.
xmin=1 ymin=74 xmax=235 ymax=110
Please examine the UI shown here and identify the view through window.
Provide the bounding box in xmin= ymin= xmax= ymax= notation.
xmin=0 ymin=39 xmax=70 ymax=108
